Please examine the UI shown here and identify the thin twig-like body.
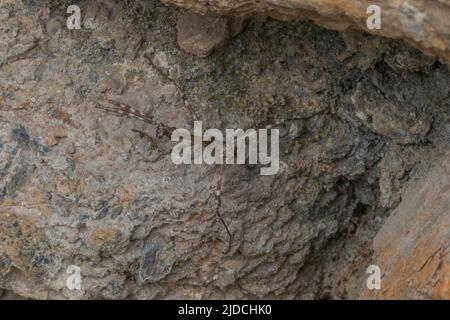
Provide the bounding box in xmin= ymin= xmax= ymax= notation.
xmin=96 ymin=99 xmax=233 ymax=250
xmin=96 ymin=99 xmax=299 ymax=252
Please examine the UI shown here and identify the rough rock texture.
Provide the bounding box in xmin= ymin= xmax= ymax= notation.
xmin=163 ymin=0 xmax=450 ymax=65
xmin=0 ymin=0 xmax=449 ymax=299
xmin=177 ymin=11 xmax=246 ymax=57
xmin=361 ymin=152 xmax=450 ymax=299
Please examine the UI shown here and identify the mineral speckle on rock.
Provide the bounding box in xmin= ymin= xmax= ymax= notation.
xmin=0 ymin=0 xmax=449 ymax=300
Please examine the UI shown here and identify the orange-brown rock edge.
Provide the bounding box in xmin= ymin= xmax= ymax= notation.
xmin=162 ymin=0 xmax=450 ymax=66
xmin=361 ymin=152 xmax=450 ymax=299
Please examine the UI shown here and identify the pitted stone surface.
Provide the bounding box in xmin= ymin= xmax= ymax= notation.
xmin=0 ymin=0 xmax=449 ymax=299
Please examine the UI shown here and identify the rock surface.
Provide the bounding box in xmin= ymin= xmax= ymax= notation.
xmin=163 ymin=0 xmax=450 ymax=65
xmin=0 ymin=0 xmax=449 ymax=299
xmin=177 ymin=11 xmax=246 ymax=57
xmin=362 ymin=152 xmax=450 ymax=299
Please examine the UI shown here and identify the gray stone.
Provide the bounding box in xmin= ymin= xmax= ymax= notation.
xmin=177 ymin=11 xmax=246 ymax=57
xmin=0 ymin=0 xmax=448 ymax=300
